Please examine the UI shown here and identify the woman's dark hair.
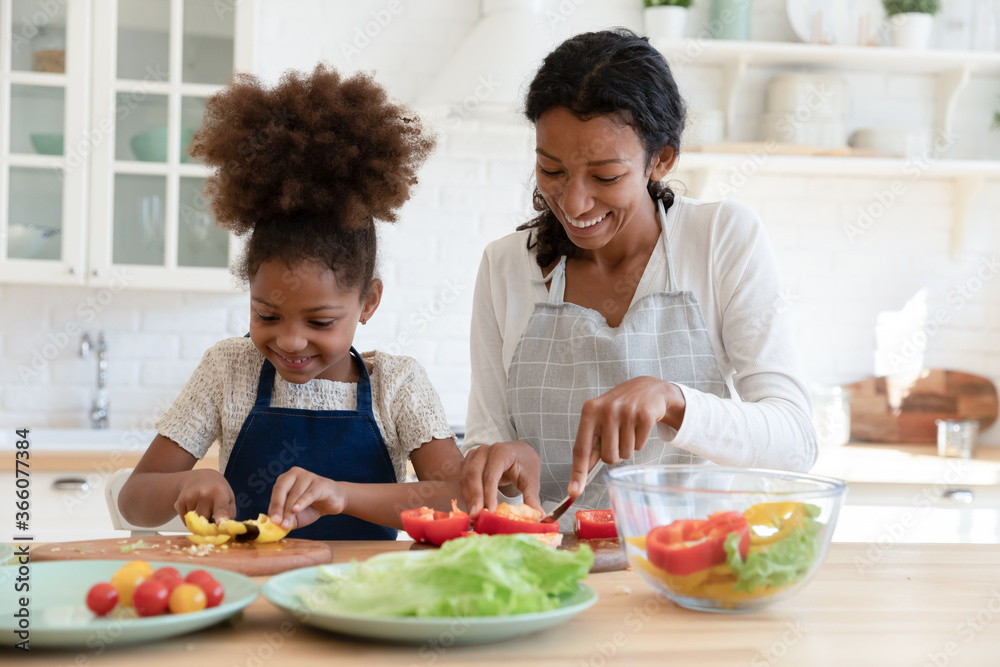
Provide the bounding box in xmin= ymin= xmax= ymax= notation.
xmin=190 ymin=64 xmax=435 ymax=294
xmin=519 ymin=28 xmax=686 ymax=268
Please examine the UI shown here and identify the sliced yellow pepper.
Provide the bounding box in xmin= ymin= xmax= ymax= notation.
xmin=186 ymin=534 xmax=231 ymax=546
xmin=743 ymin=502 xmax=807 ymax=546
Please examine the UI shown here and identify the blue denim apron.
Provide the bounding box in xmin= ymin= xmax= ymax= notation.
xmin=223 ymin=347 xmax=398 ymax=540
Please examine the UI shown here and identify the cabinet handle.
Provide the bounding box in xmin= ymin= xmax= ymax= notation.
xmin=942 ymin=488 xmax=974 ymax=504
xmin=52 ymin=477 xmax=89 ymax=491
xmin=92 ymin=268 xmax=104 ymax=277
xmin=68 ymin=266 xmax=78 ymax=275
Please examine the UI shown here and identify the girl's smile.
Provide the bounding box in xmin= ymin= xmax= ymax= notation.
xmin=248 ymin=260 xmax=381 ymax=384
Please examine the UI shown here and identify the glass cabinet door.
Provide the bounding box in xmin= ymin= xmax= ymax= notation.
xmin=89 ymin=0 xmax=241 ymax=290
xmin=0 ymin=0 xmax=89 ymax=283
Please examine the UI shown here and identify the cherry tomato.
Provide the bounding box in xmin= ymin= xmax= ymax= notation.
xmin=169 ymin=583 xmax=207 ymax=614
xmin=184 ymin=570 xmax=216 ymax=589
xmin=152 ymin=567 xmax=184 ymax=593
xmin=133 ymin=580 xmax=170 ymax=617
xmin=119 ymin=560 xmax=154 ymax=579
xmin=194 ymin=577 xmax=225 ymax=608
xmin=111 ymin=566 xmax=149 ymax=607
xmin=86 ymin=582 xmax=118 ymax=616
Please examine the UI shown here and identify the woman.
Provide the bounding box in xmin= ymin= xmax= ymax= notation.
xmin=460 ymin=29 xmax=817 ymax=526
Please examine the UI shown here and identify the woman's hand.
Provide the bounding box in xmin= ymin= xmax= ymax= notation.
xmin=460 ymin=441 xmax=541 ymax=517
xmin=569 ymin=377 xmax=686 ymax=495
xmin=173 ymin=469 xmax=237 ymax=524
xmin=268 ymin=467 xmax=347 ymax=530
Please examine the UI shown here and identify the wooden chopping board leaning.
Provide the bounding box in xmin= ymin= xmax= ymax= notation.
xmin=845 ymin=369 xmax=998 ymax=444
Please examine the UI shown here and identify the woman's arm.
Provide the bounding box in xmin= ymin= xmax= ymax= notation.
xmin=119 ymin=434 xmax=236 ymax=526
xmin=661 ymin=201 xmax=817 ymax=472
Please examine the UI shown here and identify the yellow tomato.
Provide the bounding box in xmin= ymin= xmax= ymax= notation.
xmin=169 ymin=583 xmax=207 ymax=614
xmin=110 ymin=567 xmax=149 ymax=607
xmin=118 ymin=560 xmax=155 ymax=579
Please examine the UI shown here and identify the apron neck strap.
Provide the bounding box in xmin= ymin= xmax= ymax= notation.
xmin=657 ymin=198 xmax=677 ymax=292
xmin=546 ymin=256 xmax=568 ymax=304
xmin=254 ymin=347 xmax=374 ymax=412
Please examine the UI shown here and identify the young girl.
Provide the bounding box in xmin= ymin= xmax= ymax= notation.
xmin=119 ymin=65 xmax=462 ymax=541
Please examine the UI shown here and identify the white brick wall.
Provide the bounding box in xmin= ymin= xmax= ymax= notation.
xmin=2 ymin=0 xmax=1000 ymax=446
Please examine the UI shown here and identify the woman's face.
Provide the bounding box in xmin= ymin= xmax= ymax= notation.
xmin=249 ymin=260 xmax=380 ymax=384
xmin=534 ymin=107 xmax=675 ymax=252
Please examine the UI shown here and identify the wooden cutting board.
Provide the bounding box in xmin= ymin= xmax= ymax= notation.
xmin=845 ymin=369 xmax=998 ymax=444
xmin=410 ymin=534 xmax=628 ymax=573
xmin=31 ymin=535 xmax=333 ymax=576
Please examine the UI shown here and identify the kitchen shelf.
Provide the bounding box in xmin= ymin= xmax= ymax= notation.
xmin=654 ymin=39 xmax=990 ymax=159
xmin=675 ymin=151 xmax=993 ymax=258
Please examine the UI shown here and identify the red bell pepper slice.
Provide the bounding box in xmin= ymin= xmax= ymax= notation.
xmin=400 ymin=500 xmax=470 ymax=546
xmin=646 ymin=511 xmax=750 ymax=576
xmin=472 ymin=503 xmax=560 ymax=535
xmin=575 ymin=509 xmax=617 ymax=540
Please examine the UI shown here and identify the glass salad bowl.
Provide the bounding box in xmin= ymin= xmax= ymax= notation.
xmin=606 ymin=464 xmax=846 ymax=613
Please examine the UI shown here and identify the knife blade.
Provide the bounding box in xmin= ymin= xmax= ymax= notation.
xmin=539 ymin=460 xmax=605 ymax=524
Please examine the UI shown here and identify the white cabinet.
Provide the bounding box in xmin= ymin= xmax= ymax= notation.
xmin=3 ymin=471 xmax=128 ymax=542
xmin=0 ymin=0 xmax=257 ymax=290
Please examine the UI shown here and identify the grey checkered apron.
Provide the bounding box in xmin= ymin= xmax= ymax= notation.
xmin=506 ymin=201 xmax=731 ymax=530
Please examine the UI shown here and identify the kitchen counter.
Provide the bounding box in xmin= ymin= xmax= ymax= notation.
xmin=8 ymin=540 xmax=1000 ymax=665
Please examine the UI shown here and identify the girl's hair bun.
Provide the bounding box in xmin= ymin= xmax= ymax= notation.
xmin=190 ymin=64 xmax=435 ymax=235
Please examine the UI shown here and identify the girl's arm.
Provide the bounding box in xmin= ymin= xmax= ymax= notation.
xmin=119 ymin=434 xmax=237 ymax=526
xmin=268 ymin=436 xmax=465 ymax=531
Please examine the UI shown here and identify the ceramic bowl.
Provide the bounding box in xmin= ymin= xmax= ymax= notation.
xmin=30 ymin=133 xmax=64 ymax=155
xmin=129 ymin=126 xmax=196 ymax=162
xmin=606 ymin=464 xmax=846 ymax=613
xmin=7 ymin=222 xmax=61 ymax=258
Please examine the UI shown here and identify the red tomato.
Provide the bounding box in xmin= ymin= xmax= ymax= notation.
xmin=184 ymin=570 xmax=216 ymax=589
xmin=473 ymin=509 xmax=559 ymax=535
xmin=647 ymin=511 xmax=750 ymax=576
xmin=400 ymin=500 xmax=470 ymax=546
xmin=86 ymin=582 xmax=119 ymax=616
xmin=152 ymin=567 xmax=184 ymax=592
xmin=133 ymin=580 xmax=171 ymax=617
xmin=574 ymin=509 xmax=618 ymax=540
xmin=196 ymin=577 xmax=225 ymax=608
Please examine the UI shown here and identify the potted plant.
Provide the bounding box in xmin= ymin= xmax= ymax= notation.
xmin=882 ymin=0 xmax=941 ymax=49
xmin=644 ymin=0 xmax=694 ymax=41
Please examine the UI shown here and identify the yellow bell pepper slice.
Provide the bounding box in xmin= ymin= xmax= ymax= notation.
xmin=186 ymin=534 xmax=231 ymax=546
xmin=743 ymin=502 xmax=807 ymax=546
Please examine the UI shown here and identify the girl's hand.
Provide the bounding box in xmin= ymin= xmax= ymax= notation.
xmin=173 ymin=469 xmax=237 ymax=525
xmin=569 ymin=377 xmax=686 ymax=495
xmin=269 ymin=467 xmax=346 ymax=530
xmin=460 ymin=441 xmax=541 ymax=517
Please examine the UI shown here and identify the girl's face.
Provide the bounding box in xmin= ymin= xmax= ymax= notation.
xmin=534 ymin=107 xmax=675 ymax=252
xmin=249 ymin=260 xmax=381 ymax=384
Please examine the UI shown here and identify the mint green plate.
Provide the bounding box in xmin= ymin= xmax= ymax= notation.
xmin=0 ymin=543 xmax=14 ymax=565
xmin=263 ymin=563 xmax=597 ymax=645
xmin=0 ymin=560 xmax=257 ymax=648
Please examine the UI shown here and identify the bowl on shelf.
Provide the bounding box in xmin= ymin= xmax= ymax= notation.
xmin=129 ymin=126 xmax=196 ymax=162
xmin=29 ymin=133 xmax=64 ymax=155
xmin=7 ymin=222 xmax=61 ymax=258
xmin=606 ymin=464 xmax=846 ymax=613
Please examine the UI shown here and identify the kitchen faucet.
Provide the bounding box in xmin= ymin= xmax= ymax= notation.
xmin=80 ymin=332 xmax=109 ymax=429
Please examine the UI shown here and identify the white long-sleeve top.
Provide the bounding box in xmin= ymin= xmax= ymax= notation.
xmin=464 ymin=195 xmax=817 ymax=473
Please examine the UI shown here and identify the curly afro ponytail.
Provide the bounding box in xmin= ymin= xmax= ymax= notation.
xmin=190 ymin=64 xmax=435 ymax=292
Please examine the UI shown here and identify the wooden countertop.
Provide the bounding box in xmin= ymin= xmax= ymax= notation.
xmin=9 ymin=540 xmax=1000 ymax=665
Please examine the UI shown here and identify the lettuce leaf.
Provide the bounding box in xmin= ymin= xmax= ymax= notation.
xmin=298 ymin=533 xmax=594 ymax=617
xmin=724 ymin=503 xmax=823 ymax=592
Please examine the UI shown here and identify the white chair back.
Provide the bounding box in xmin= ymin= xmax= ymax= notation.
xmin=105 ymin=468 xmax=187 ymax=536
